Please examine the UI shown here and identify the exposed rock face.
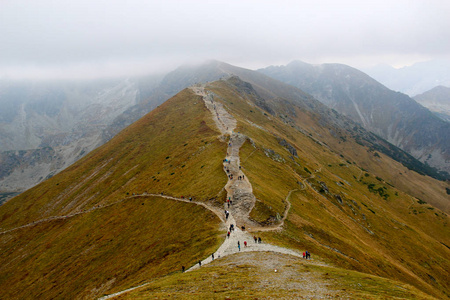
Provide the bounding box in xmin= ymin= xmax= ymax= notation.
xmin=277 ymin=137 xmax=298 ymax=157
xmin=259 ymin=61 xmax=450 ymax=176
xmin=414 ymin=86 xmax=450 ymax=122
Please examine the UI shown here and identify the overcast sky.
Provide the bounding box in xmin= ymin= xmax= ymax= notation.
xmin=1 ymin=0 xmax=450 ymax=79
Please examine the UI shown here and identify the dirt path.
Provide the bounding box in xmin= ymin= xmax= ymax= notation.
xmin=191 ymin=85 xmax=258 ymax=228
xmin=188 ymin=85 xmax=315 ymax=261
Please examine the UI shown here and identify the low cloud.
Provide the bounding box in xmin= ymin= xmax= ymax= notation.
xmin=1 ymin=0 xmax=449 ymax=79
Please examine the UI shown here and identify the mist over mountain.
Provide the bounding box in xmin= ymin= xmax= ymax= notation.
xmin=2 ymin=60 xmax=449 ymax=203
xmin=0 ymin=76 xmax=162 ymax=196
xmin=414 ymin=85 xmax=450 ymax=122
xmin=0 ymin=75 xmax=448 ymax=299
xmin=363 ymin=59 xmax=450 ymax=96
xmin=101 ymin=61 xmax=229 ymax=141
xmin=259 ymin=61 xmax=450 ymax=177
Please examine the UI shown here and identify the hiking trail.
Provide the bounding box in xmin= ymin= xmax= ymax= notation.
xmin=98 ymin=84 xmax=325 ymax=299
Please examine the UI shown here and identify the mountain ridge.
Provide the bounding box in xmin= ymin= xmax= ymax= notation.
xmin=0 ymin=77 xmax=449 ymax=298
xmin=258 ymin=60 xmax=450 ymax=176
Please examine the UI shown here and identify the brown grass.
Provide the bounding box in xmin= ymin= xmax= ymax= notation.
xmin=206 ymin=79 xmax=450 ymax=298
xmin=0 ymin=196 xmax=223 ymax=299
xmin=0 ymin=89 xmax=227 ymax=230
xmin=117 ymin=252 xmax=436 ymax=300
xmin=0 ymin=80 xmax=448 ymax=299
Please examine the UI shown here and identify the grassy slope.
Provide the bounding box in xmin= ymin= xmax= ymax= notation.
xmin=0 ymin=80 xmax=448 ymax=299
xmin=118 ymin=252 xmax=435 ymax=300
xmin=0 ymin=196 xmax=222 ymax=299
xmin=0 ymin=89 xmax=228 ymax=298
xmin=206 ymin=79 xmax=450 ymax=298
xmin=0 ymin=89 xmax=227 ymax=230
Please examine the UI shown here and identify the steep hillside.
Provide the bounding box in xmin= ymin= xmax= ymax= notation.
xmin=259 ymin=61 xmax=450 ymax=176
xmin=414 ymin=85 xmax=450 ymax=122
xmin=1 ymin=76 xmax=449 ymax=299
xmin=0 ymin=88 xmax=228 ymax=298
xmin=204 ymin=78 xmax=449 ymax=298
xmin=0 ymin=76 xmax=162 ymax=198
xmin=102 ymin=61 xmax=227 ymax=142
xmin=0 ymin=62 xmax=228 ymax=199
xmin=117 ymin=77 xmax=448 ymax=299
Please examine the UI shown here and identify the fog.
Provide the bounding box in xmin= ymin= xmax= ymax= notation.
xmin=1 ymin=0 xmax=449 ymax=79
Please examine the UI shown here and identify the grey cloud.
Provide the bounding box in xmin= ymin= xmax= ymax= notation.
xmin=1 ymin=0 xmax=449 ymax=79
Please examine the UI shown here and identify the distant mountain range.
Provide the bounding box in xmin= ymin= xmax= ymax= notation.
xmin=363 ymin=59 xmax=450 ymax=96
xmin=0 ymin=76 xmax=162 ymax=195
xmin=414 ymin=85 xmax=450 ymax=122
xmin=1 ymin=60 xmax=449 ymax=202
xmin=259 ymin=61 xmax=450 ymax=177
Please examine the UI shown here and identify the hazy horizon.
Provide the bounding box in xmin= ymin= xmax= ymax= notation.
xmin=1 ymin=0 xmax=450 ymax=80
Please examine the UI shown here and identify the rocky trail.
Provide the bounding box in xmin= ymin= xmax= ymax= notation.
xmin=99 ymin=85 xmax=326 ymax=299
xmin=188 ymin=85 xmax=322 ymax=265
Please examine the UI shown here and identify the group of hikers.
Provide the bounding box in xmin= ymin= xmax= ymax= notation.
xmin=181 ymin=89 xmax=313 ymax=275
xmin=227 ymin=223 xmax=235 ymax=238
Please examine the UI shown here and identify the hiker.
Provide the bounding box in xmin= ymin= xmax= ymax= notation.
xmin=212 ymin=253 xmax=214 ymax=261
xmin=244 ymin=241 xmax=247 ymax=247
xmin=182 ymin=266 xmax=185 ymax=272
xmin=258 ymin=237 xmax=262 ymax=244
xmin=227 ymin=231 xmax=230 ymax=238
xmin=199 ymin=260 xmax=201 ymax=267
xmin=306 ymin=251 xmax=311 ymax=259
xmin=303 ymin=252 xmax=306 ymax=259
xmin=254 ymin=236 xmax=257 ymax=243
xmin=241 ymin=225 xmax=245 ymax=231
xmin=226 ymin=212 xmax=229 ymax=220
xmin=238 ymin=241 xmax=241 ymax=251
xmin=189 ymin=197 xmax=192 ymax=201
